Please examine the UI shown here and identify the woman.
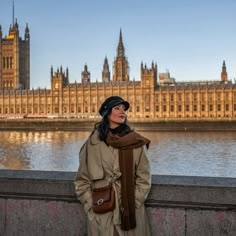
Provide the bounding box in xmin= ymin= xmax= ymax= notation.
xmin=74 ymin=96 xmax=151 ymax=236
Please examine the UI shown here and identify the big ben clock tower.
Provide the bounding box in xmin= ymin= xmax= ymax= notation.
xmin=0 ymin=4 xmax=30 ymax=90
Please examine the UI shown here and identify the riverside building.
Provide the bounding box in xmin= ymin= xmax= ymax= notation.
xmin=0 ymin=21 xmax=236 ymax=121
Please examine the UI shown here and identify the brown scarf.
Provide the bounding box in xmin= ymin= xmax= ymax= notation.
xmin=106 ymin=130 xmax=150 ymax=231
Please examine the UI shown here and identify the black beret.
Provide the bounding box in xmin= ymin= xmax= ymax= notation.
xmin=99 ymin=96 xmax=130 ymax=117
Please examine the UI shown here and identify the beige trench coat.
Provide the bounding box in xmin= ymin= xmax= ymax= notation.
xmin=74 ymin=130 xmax=151 ymax=236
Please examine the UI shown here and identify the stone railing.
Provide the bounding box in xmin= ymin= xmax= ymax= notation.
xmin=0 ymin=170 xmax=235 ymax=236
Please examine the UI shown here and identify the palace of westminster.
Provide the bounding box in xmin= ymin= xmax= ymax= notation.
xmin=1 ymin=19 xmax=236 ymax=121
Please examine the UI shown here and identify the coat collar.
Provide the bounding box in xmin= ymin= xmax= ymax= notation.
xmin=90 ymin=130 xmax=102 ymax=145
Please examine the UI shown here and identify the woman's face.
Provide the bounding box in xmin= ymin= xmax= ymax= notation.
xmin=108 ymin=104 xmax=127 ymax=128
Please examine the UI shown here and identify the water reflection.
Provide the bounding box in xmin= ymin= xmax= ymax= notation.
xmin=0 ymin=131 xmax=90 ymax=170
xmin=0 ymin=131 xmax=236 ymax=177
xmin=141 ymin=131 xmax=236 ymax=177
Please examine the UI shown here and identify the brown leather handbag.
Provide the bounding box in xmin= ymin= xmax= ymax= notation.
xmin=92 ymin=184 xmax=115 ymax=214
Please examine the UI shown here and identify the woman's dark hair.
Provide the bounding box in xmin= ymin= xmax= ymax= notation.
xmin=94 ymin=110 xmax=131 ymax=141
xmin=94 ymin=112 xmax=111 ymax=141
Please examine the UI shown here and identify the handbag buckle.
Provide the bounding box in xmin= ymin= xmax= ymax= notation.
xmin=97 ymin=199 xmax=104 ymax=205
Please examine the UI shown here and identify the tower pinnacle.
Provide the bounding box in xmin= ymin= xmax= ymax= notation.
xmin=117 ymin=29 xmax=125 ymax=57
xmin=221 ymin=60 xmax=228 ymax=82
xmin=12 ymin=1 xmax=15 ymax=26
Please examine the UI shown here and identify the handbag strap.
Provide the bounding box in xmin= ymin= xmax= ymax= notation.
xmin=91 ymin=178 xmax=114 ymax=191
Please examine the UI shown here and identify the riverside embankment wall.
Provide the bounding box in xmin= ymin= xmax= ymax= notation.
xmin=1 ymin=119 xmax=236 ymax=131
xmin=0 ymin=170 xmax=235 ymax=236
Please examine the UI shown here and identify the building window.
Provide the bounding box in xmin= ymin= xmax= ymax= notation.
xmin=85 ymin=107 xmax=88 ymax=113
xmin=217 ymin=93 xmax=221 ymax=101
xmin=225 ymin=93 xmax=229 ymax=101
xmin=225 ymin=104 xmax=229 ymax=111
xmin=91 ymin=97 xmax=96 ymax=104
xmin=185 ymin=93 xmax=190 ymax=102
xmin=170 ymin=94 xmax=174 ymax=102
xmin=209 ymin=93 xmax=213 ymax=102
xmin=155 ymin=95 xmax=159 ymax=102
xmin=40 ymin=105 xmax=44 ymax=113
xmin=201 ymin=93 xmax=205 ymax=102
xmin=193 ymin=93 xmax=197 ymax=102
xmin=78 ymin=107 xmax=81 ymax=113
xmin=201 ymin=105 xmax=205 ymax=111
xmin=234 ymin=104 xmax=236 ymax=111
xmin=170 ymin=105 xmax=174 ymax=112
xmin=217 ymin=104 xmax=221 ymax=111
xmin=162 ymin=94 xmax=166 ymax=102
xmin=136 ymin=106 xmax=140 ymax=112
xmin=155 ymin=105 xmax=159 ymax=112
xmin=209 ymin=104 xmax=213 ymax=111
xmin=178 ymin=94 xmax=182 ymax=102
xmin=178 ymin=105 xmax=182 ymax=112
xmin=186 ymin=105 xmax=189 ymax=112
xmin=193 ymin=105 xmax=197 ymax=112
xmin=145 ymin=106 xmax=150 ymax=112
xmin=10 ymin=57 xmax=13 ymax=68
xmin=163 ymin=105 xmax=166 ymax=112
xmin=70 ymin=105 xmax=74 ymax=113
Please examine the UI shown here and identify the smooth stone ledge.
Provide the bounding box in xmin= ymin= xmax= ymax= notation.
xmin=0 ymin=170 xmax=235 ymax=210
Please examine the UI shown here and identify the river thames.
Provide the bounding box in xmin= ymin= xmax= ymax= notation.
xmin=0 ymin=131 xmax=235 ymax=177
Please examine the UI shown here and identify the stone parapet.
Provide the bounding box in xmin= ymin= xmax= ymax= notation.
xmin=0 ymin=170 xmax=235 ymax=235
xmin=1 ymin=119 xmax=236 ymax=131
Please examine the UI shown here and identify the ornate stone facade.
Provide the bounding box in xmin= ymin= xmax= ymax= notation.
xmin=0 ymin=22 xmax=236 ymax=120
xmin=0 ymin=20 xmax=30 ymax=90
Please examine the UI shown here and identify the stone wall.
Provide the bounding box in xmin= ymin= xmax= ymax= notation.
xmin=0 ymin=170 xmax=235 ymax=236
xmin=1 ymin=119 xmax=236 ymax=131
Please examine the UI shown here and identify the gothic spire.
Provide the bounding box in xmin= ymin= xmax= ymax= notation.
xmin=104 ymin=56 xmax=108 ymax=64
xmin=223 ymin=60 xmax=226 ymax=68
xmin=12 ymin=0 xmax=15 ymax=26
xmin=102 ymin=56 xmax=110 ymax=82
xmin=117 ymin=29 xmax=125 ymax=57
xmin=221 ymin=60 xmax=228 ymax=81
xmin=25 ymin=23 xmax=30 ymax=40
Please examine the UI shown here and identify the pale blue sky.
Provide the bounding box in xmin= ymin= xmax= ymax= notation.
xmin=1 ymin=0 xmax=236 ymax=88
